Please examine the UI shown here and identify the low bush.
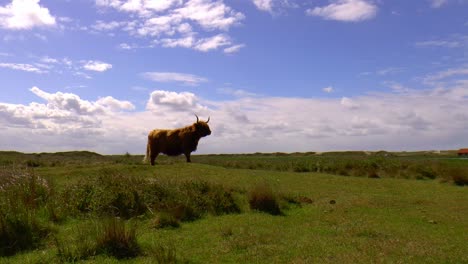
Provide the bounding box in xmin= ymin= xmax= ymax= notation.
xmin=64 ymin=172 xmax=242 ymax=222
xmin=445 ymin=167 xmax=468 ymax=186
xmin=248 ymin=183 xmax=281 ymax=215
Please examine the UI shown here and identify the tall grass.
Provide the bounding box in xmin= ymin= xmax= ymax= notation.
xmin=56 ymin=218 xmax=140 ymax=261
xmin=63 ymin=171 xmax=242 ymax=221
xmin=0 ymin=167 xmax=52 ymax=256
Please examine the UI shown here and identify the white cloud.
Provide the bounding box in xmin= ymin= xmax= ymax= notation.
xmin=377 ymin=67 xmax=403 ymax=76
xmin=142 ymin=72 xmax=208 ymax=86
xmin=307 ymin=0 xmax=377 ymax=22
xmin=0 ymin=62 xmax=45 ymax=73
xmin=194 ymin=34 xmax=231 ymax=52
xmin=160 ymin=34 xmax=233 ymax=52
xmin=340 ymin=97 xmax=360 ymax=109
xmin=1 ymin=83 xmax=468 ymax=154
xmin=430 ymin=0 xmax=448 ymax=8
xmin=83 ymin=61 xmax=113 ymax=72
xmin=252 ymin=0 xmax=297 ymax=14
xmin=223 ymin=44 xmax=245 ymax=54
xmin=91 ymin=20 xmax=125 ymax=31
xmin=93 ymin=0 xmax=244 ymax=52
xmin=416 ymin=40 xmax=462 ymax=48
xmin=0 ymin=0 xmax=56 ymax=30
xmin=217 ymin=87 xmax=256 ymax=97
xmin=253 ymin=0 xmax=274 ymax=12
xmin=423 ymin=67 xmax=468 ymax=85
xmin=146 ymin=90 xmax=208 ymax=113
xmin=323 ymin=86 xmax=334 ymax=93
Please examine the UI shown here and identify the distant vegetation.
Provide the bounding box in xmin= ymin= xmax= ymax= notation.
xmin=0 ymin=150 xmax=466 ymax=263
xmin=1 ymin=150 xmax=466 ymax=185
xmin=195 ymin=151 xmax=468 ymax=185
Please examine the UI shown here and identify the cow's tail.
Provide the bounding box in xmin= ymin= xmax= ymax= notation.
xmin=143 ymin=139 xmax=150 ymax=164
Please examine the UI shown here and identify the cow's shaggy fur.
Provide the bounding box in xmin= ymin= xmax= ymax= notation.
xmin=144 ymin=117 xmax=211 ymax=165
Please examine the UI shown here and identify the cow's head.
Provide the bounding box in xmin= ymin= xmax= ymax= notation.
xmin=194 ymin=115 xmax=211 ymax=137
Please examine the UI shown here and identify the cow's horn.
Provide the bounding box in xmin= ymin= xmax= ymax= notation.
xmin=206 ymin=117 xmax=210 ymax=123
xmin=195 ymin=114 xmax=199 ymax=123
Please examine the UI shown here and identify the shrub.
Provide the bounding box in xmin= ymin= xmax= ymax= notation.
xmin=179 ymin=181 xmax=241 ymax=217
xmin=64 ymin=172 xmax=242 ymax=222
xmin=248 ymin=183 xmax=281 ymax=215
xmin=64 ymin=172 xmax=148 ymax=218
xmin=445 ymin=167 xmax=468 ymax=186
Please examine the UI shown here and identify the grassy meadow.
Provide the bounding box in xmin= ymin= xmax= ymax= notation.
xmin=0 ymin=151 xmax=467 ymax=263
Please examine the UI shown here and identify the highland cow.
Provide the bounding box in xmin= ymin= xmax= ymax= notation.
xmin=144 ymin=115 xmax=211 ymax=165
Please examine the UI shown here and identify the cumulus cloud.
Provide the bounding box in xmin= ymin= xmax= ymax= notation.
xmin=340 ymin=97 xmax=360 ymax=109
xmin=0 ymin=0 xmax=56 ymax=30
xmin=307 ymin=0 xmax=377 ymax=22
xmin=142 ymin=72 xmax=208 ymax=86
xmin=29 ymin=86 xmax=133 ymax=114
xmin=83 ymin=60 xmax=113 ymax=72
xmin=146 ymin=90 xmax=208 ymax=113
xmin=1 ymin=81 xmax=468 ymax=154
xmin=94 ymin=0 xmax=244 ymax=52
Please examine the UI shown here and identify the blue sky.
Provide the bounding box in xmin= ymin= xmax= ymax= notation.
xmin=0 ymin=0 xmax=467 ymax=154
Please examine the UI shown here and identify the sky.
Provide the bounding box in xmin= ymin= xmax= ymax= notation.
xmin=0 ymin=0 xmax=467 ymax=154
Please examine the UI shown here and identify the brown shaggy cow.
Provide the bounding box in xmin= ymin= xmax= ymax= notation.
xmin=144 ymin=115 xmax=211 ymax=165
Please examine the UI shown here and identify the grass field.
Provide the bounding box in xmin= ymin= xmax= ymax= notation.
xmin=0 ymin=151 xmax=467 ymax=263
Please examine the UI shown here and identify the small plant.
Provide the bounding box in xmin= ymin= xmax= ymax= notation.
xmin=248 ymin=182 xmax=281 ymax=215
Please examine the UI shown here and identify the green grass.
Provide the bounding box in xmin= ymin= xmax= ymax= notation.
xmin=0 ymin=151 xmax=467 ymax=263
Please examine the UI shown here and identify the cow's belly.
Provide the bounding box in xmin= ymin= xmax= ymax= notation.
xmin=162 ymin=145 xmax=183 ymax=156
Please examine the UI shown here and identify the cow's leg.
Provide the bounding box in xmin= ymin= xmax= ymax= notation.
xmin=150 ymin=153 xmax=158 ymax=166
xmin=184 ymin=152 xmax=191 ymax=163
